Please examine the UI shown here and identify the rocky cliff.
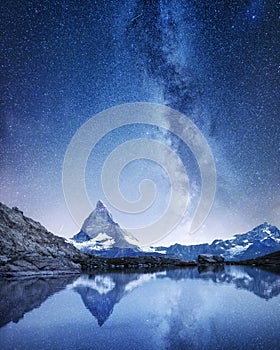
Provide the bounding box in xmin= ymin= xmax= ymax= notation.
xmin=0 ymin=203 xmax=83 ymax=276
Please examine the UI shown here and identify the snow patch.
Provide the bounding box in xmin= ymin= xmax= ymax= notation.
xmin=157 ymin=249 xmax=167 ymax=254
xmin=67 ymin=234 xmax=115 ymax=251
xmin=141 ymin=246 xmax=167 ymax=254
xmin=94 ymin=232 xmax=112 ymax=241
xmin=142 ymin=246 xmax=158 ymax=253
xmin=227 ymin=243 xmax=253 ymax=257
xmin=263 ymin=228 xmax=271 ymax=234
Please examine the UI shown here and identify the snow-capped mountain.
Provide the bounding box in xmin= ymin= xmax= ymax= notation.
xmin=153 ymin=222 xmax=280 ymax=261
xmin=210 ymin=222 xmax=280 ymax=260
xmin=69 ymin=201 xmax=280 ymax=261
xmin=69 ymin=201 xmax=141 ymax=256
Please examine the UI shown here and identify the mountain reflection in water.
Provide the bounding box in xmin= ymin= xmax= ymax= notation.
xmin=73 ymin=266 xmax=280 ymax=326
xmin=1 ymin=265 xmax=279 ymax=330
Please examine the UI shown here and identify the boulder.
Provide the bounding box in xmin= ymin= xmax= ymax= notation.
xmin=197 ymin=254 xmax=225 ymax=264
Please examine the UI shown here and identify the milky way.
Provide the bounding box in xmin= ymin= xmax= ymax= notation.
xmin=0 ymin=0 xmax=279 ymax=244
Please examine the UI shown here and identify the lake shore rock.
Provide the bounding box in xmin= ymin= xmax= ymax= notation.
xmin=197 ymin=254 xmax=225 ymax=264
xmin=0 ymin=202 xmax=85 ymax=277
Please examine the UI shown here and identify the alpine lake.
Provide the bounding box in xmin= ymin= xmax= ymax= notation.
xmin=0 ymin=265 xmax=280 ymax=350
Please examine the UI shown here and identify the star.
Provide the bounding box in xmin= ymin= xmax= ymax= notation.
xmin=0 ymin=0 xmax=279 ymax=244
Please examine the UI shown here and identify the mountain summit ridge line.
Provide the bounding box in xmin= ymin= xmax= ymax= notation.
xmin=70 ymin=201 xmax=280 ymax=261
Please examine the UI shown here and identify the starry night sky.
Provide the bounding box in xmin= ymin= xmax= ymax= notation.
xmin=1 ymin=0 xmax=279 ymax=245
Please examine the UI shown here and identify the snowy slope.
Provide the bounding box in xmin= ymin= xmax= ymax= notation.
xmin=69 ymin=201 xmax=141 ymax=255
xmin=158 ymin=222 xmax=280 ymax=261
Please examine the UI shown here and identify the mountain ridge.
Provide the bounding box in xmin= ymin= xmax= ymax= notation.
xmin=70 ymin=201 xmax=280 ymax=261
xmin=153 ymin=222 xmax=280 ymax=261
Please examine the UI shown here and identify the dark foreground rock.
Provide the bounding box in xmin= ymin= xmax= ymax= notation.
xmin=0 ymin=202 xmax=85 ymax=276
xmin=80 ymin=255 xmax=196 ymax=272
xmin=232 ymin=250 xmax=280 ymax=268
xmin=0 ymin=253 xmax=83 ymax=277
xmin=197 ymin=254 xmax=225 ymax=264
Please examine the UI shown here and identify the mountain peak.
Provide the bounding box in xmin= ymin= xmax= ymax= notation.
xmin=72 ymin=200 xmax=139 ymax=249
xmin=253 ymin=222 xmax=271 ymax=231
xmin=96 ymin=200 xmax=106 ymax=211
xmin=82 ymin=201 xmax=116 ymax=229
xmin=94 ymin=200 xmax=116 ymax=223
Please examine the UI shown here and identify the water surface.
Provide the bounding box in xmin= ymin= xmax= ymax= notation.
xmin=0 ymin=266 xmax=280 ymax=350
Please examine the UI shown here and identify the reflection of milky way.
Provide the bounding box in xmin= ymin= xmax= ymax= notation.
xmin=0 ymin=1 xmax=279 ymax=243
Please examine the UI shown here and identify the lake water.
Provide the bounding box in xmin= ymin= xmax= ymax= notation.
xmin=0 ymin=265 xmax=280 ymax=350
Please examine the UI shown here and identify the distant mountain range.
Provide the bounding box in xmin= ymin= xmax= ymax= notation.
xmin=153 ymin=222 xmax=280 ymax=261
xmin=70 ymin=201 xmax=280 ymax=261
